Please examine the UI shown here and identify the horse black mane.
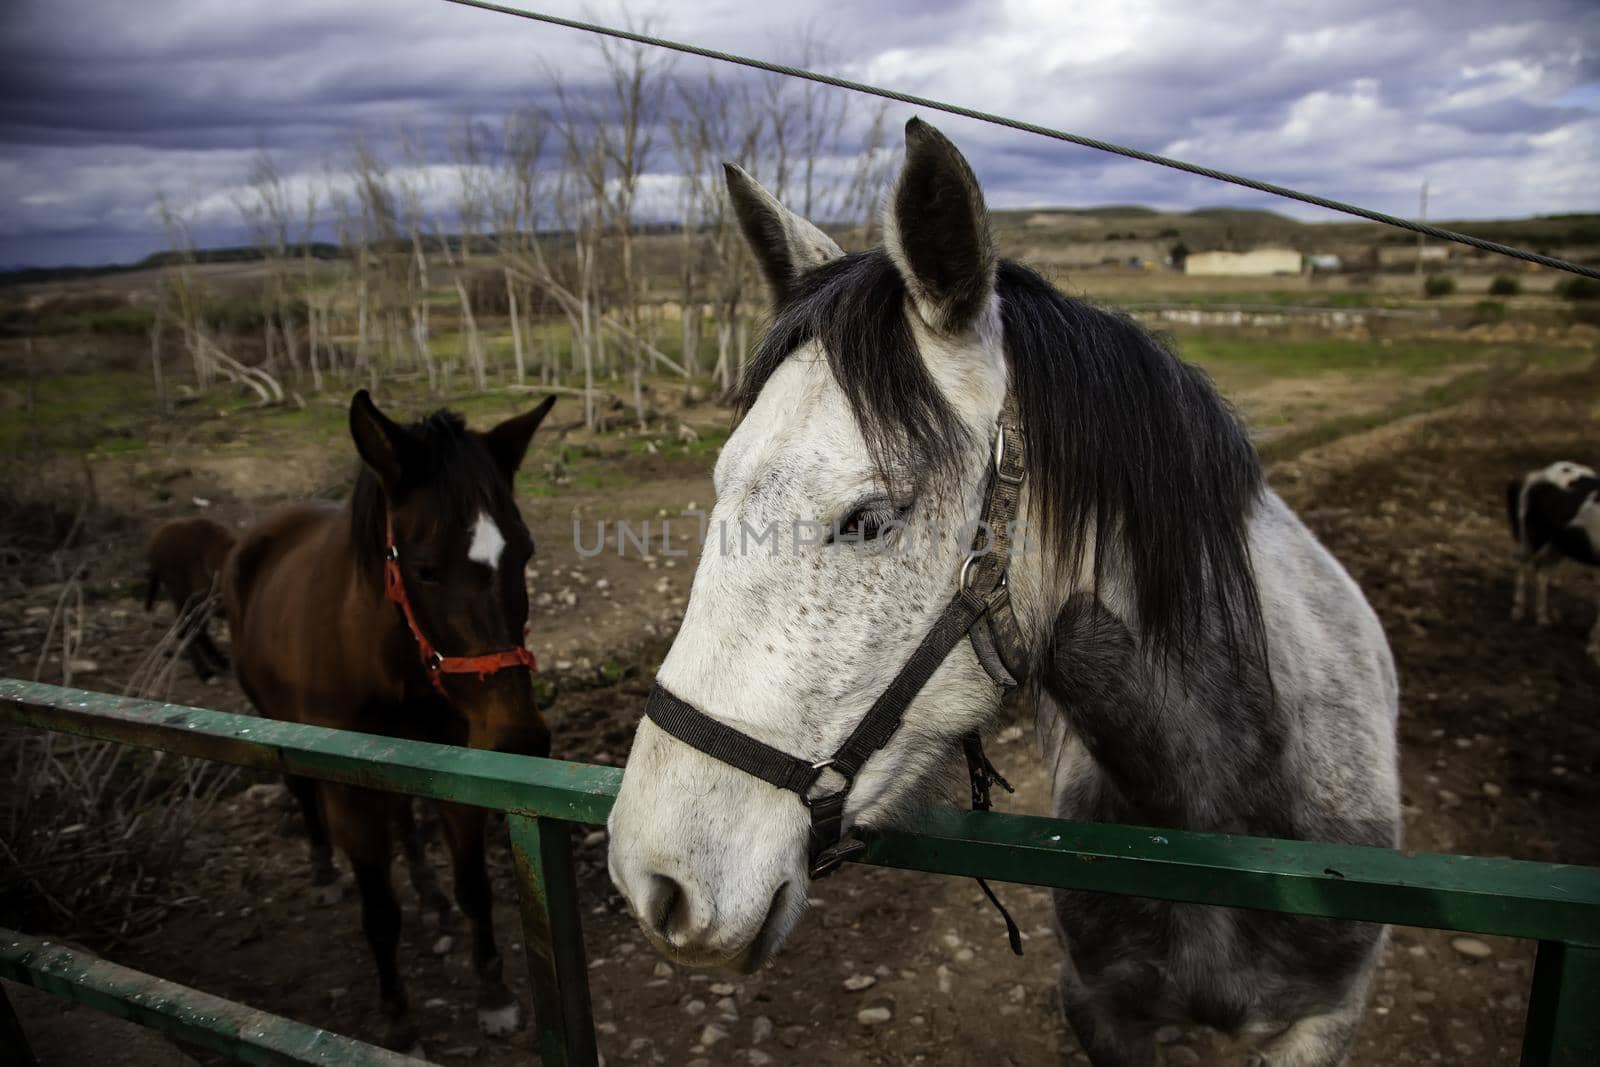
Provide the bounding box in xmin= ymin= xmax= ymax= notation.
xmin=349 ymin=409 xmax=508 ymax=588
xmin=736 ymin=249 xmax=1267 ymax=671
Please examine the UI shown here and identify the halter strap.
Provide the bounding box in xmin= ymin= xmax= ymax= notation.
xmin=383 ymin=514 xmax=538 ymax=699
xmin=965 ymin=390 xmax=1030 ymax=687
xmin=645 ymin=386 xmax=1030 ymax=914
xmin=644 ymin=687 xmax=821 ymax=794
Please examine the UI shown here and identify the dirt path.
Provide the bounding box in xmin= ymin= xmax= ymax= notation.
xmin=7 ymin=358 xmax=1599 ymax=1065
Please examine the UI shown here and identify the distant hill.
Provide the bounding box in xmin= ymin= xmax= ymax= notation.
xmin=1018 ymin=205 xmax=1163 ymax=218
xmin=987 ymin=206 xmax=1600 ymax=260
xmin=1187 ymin=207 xmax=1298 ymax=224
xmin=4 ymin=210 xmax=1596 ymax=288
xmin=0 ymin=243 xmax=344 ymax=287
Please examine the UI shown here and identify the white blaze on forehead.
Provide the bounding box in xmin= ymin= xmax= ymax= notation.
xmin=467 ymin=511 xmax=506 ymax=571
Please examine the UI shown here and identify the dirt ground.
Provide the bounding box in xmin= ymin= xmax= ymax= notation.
xmin=5 ymin=357 xmax=1599 ymax=1066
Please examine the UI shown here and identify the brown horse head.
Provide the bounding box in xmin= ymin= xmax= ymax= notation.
xmin=348 ymin=389 xmax=557 ymax=757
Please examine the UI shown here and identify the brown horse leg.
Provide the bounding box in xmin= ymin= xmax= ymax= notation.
xmin=174 ymin=596 xmax=219 ymax=681
xmin=284 ymin=775 xmax=341 ymax=900
xmin=396 ymin=800 xmax=455 ymax=947
xmin=325 ymin=786 xmax=421 ymax=1055
xmin=439 ymin=801 xmax=521 ymax=1038
xmin=192 ymin=625 xmax=230 ymax=677
xmin=178 ymin=627 xmax=217 ymax=681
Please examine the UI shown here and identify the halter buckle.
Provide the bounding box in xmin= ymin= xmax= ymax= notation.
xmin=807 ymin=833 xmax=867 ymax=879
xmin=800 ymin=759 xmax=851 ymax=808
xmin=993 ymin=426 xmax=1024 ymax=486
xmin=960 ymin=555 xmax=1008 ymax=592
xmin=426 ymin=651 xmax=443 ymax=671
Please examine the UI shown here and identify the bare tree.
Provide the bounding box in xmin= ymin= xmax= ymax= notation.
xmin=299 ymin=178 xmax=325 ymax=392
xmin=345 ymin=137 xmax=407 ymax=390
xmin=674 ymin=72 xmax=765 ymax=392
xmin=448 ymin=119 xmax=493 ymax=390
xmin=149 ymin=317 xmax=167 ymax=414
xmin=491 ymin=108 xmax=552 ymax=386
xmin=551 ymin=20 xmax=674 ymax=422
xmin=667 ymin=88 xmax=713 ymax=378
xmin=395 ymin=131 xmax=441 ymax=392
xmin=671 ymin=33 xmax=893 ymax=392
xmin=142 ymin=22 xmax=892 ymax=420
xmin=237 ymin=151 xmax=292 ymax=381
xmin=155 ymin=193 xmax=283 ymax=404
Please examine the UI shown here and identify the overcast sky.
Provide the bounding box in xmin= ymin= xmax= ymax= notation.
xmin=1 ymin=0 xmax=1596 ymax=268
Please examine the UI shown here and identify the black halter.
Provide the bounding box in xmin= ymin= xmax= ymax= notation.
xmin=645 ymin=390 xmax=1031 ymax=950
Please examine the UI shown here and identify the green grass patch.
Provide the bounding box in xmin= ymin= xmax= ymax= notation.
xmin=624 ymin=423 xmax=730 ymax=460
xmin=1257 ymin=366 xmax=1505 ymax=463
xmin=1120 ymin=290 xmax=1380 ymax=310
xmin=517 ymin=465 xmax=637 ymax=498
xmin=1174 ymin=337 xmax=1546 ymax=397
xmin=91 ymin=437 xmax=147 ymax=457
xmin=0 ymin=370 xmax=161 ymax=453
xmin=1254 ymin=357 xmax=1559 ymax=464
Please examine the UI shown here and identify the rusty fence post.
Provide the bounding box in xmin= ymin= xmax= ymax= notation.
xmin=508 ymin=814 xmax=597 ymax=1067
xmin=1521 ymin=940 xmax=1600 ymax=1066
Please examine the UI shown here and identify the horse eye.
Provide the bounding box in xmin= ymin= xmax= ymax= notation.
xmin=414 ymin=563 xmax=442 ymax=584
xmin=828 ymin=501 xmax=901 ymax=545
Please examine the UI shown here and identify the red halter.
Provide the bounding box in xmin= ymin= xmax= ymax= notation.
xmin=383 ymin=515 xmax=537 ymax=698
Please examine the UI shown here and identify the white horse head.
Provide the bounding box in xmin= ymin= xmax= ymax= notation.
xmin=607 ymin=118 xmax=1273 ymax=971
xmin=608 ymin=121 xmax=1018 ymax=969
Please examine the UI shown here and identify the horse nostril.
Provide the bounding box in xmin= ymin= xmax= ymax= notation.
xmin=647 ymin=874 xmax=690 ymax=941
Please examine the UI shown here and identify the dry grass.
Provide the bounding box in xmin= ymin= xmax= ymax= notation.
xmin=0 ymin=486 xmax=240 ymax=942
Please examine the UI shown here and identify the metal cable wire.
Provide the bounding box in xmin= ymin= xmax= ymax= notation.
xmin=441 ymin=0 xmax=1600 ymax=281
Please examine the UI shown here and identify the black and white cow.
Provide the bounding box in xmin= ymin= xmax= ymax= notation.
xmin=1507 ymin=460 xmax=1600 ymax=662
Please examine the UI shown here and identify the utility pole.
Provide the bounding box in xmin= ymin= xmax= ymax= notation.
xmin=1415 ymin=180 xmax=1429 ymax=275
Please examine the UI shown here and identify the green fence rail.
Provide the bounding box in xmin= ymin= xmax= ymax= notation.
xmin=3 ymin=678 xmax=1598 ymax=1065
xmin=0 ymin=929 xmax=414 ymax=1067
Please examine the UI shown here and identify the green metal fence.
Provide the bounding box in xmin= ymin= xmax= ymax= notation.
xmin=2 ymin=677 xmax=1597 ymax=1065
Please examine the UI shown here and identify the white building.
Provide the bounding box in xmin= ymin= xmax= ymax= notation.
xmin=1184 ymin=248 xmax=1304 ymax=276
xmin=1376 ymin=245 xmax=1449 ymax=268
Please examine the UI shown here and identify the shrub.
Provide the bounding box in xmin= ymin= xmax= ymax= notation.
xmin=1423 ymin=275 xmax=1456 ymax=298
xmin=1487 ymin=275 xmax=1521 ymax=297
xmin=1555 ymin=276 xmax=1600 ymax=302
xmin=204 ymin=293 xmax=269 ymax=334
xmin=0 ymin=294 xmax=157 ymax=337
xmin=1472 ymin=300 xmax=1506 ymax=322
xmin=1568 ymin=302 xmax=1600 ymax=327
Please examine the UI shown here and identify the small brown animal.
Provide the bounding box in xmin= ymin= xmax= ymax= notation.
xmin=145 ymin=517 xmax=235 ymax=679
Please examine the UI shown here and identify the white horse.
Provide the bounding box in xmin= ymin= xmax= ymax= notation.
xmin=608 ymin=119 xmax=1400 ymax=1067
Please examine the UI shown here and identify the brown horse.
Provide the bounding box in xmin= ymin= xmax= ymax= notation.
xmin=222 ymin=389 xmax=557 ymax=1054
xmin=144 ymin=516 xmax=234 ymax=679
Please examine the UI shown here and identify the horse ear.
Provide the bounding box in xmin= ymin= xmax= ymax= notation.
xmin=348 ymin=390 xmax=414 ymax=496
xmin=485 ymin=395 xmax=557 ymax=480
xmin=725 ymin=163 xmax=844 ymax=305
xmin=884 ymin=118 xmax=996 ymax=333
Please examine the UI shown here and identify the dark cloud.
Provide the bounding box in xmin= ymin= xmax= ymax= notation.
xmin=0 ymin=0 xmax=1595 ymax=267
